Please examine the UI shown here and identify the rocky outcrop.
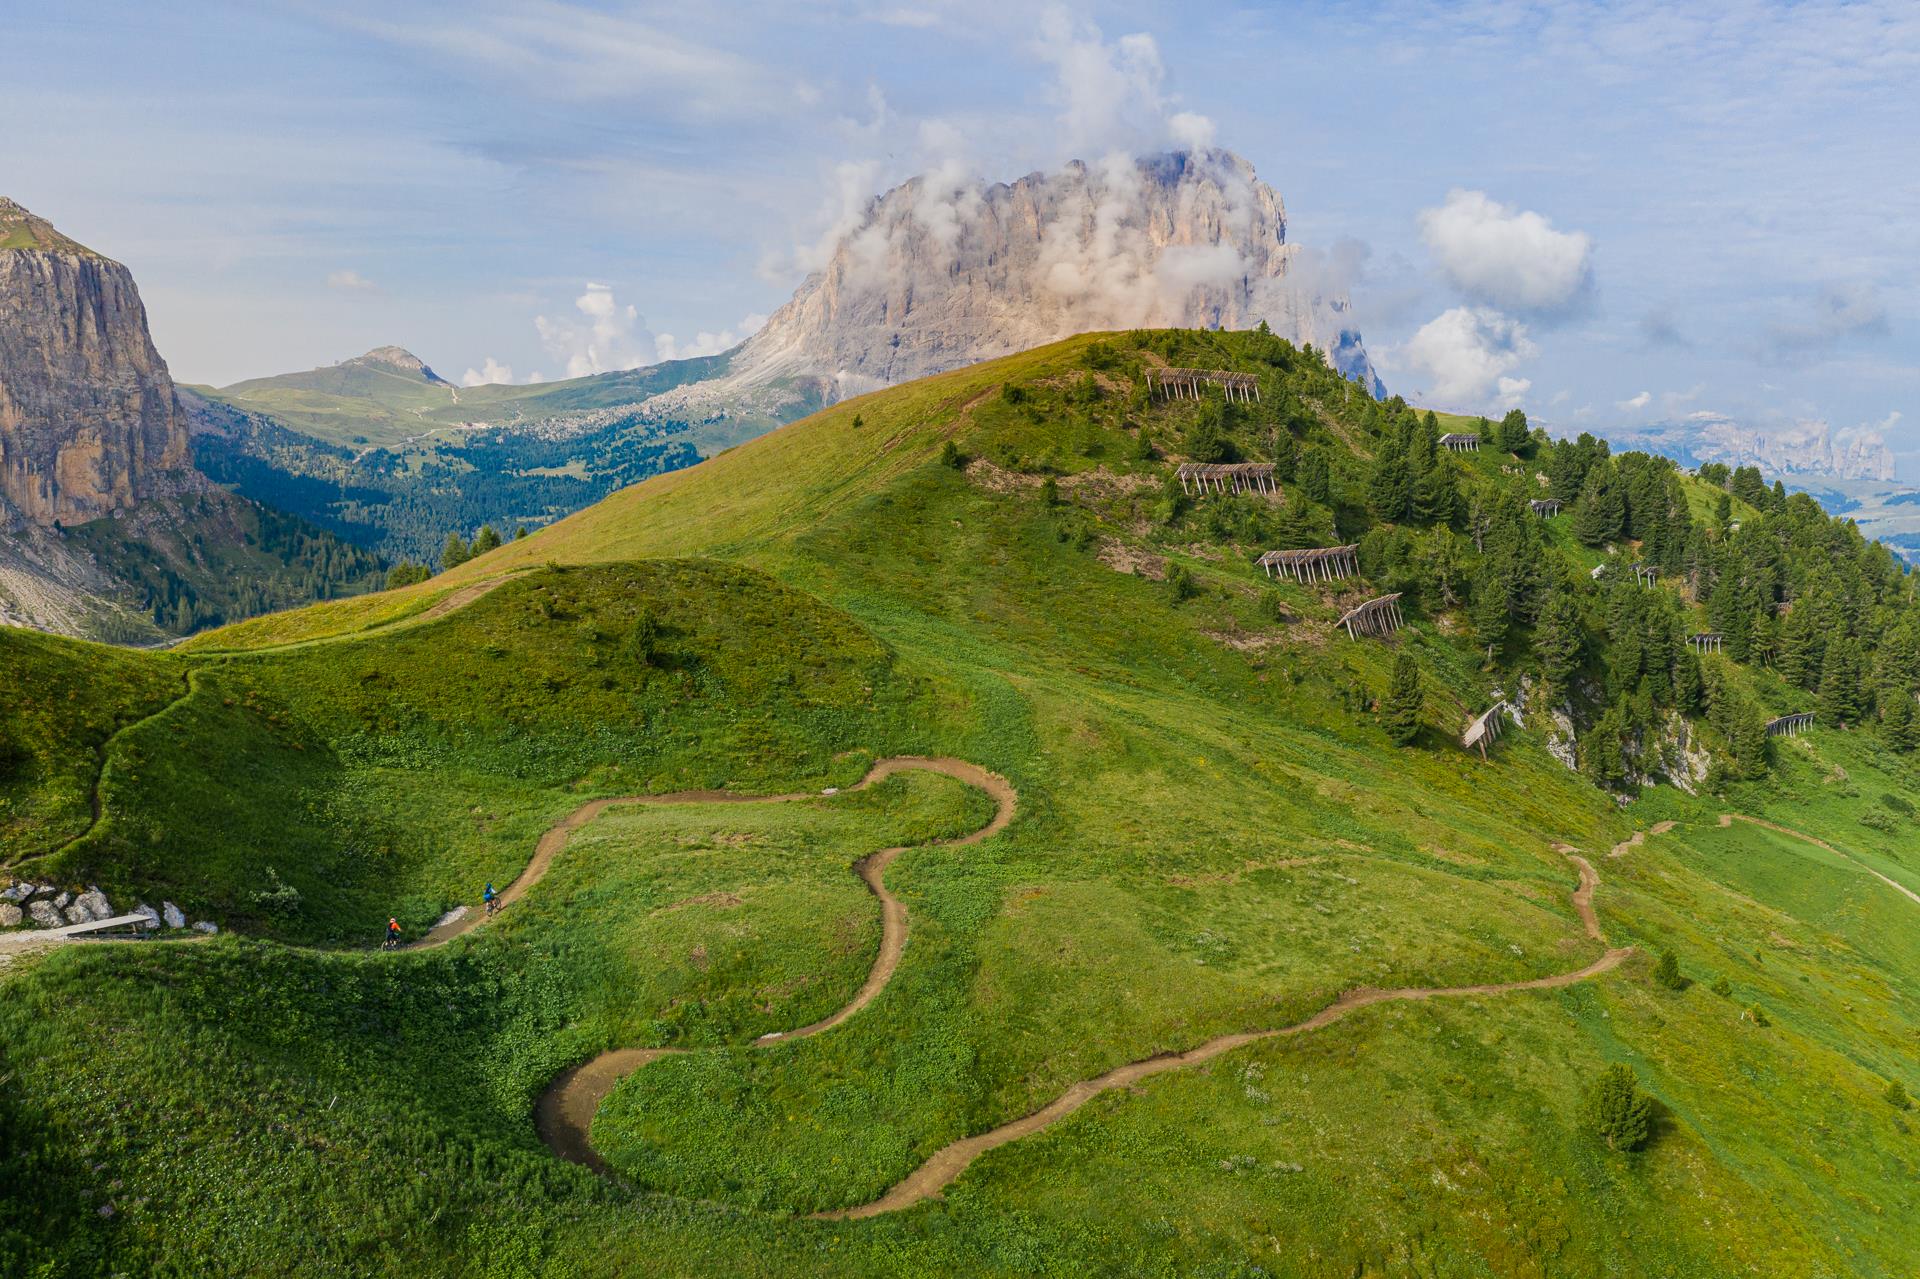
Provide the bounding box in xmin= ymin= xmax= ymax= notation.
xmin=0 ymin=198 xmax=196 ymax=530
xmin=668 ymin=148 xmax=1378 ymax=413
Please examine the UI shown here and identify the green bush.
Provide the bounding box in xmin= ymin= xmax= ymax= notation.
xmin=1653 ymin=948 xmax=1688 ymax=991
xmin=1886 ymin=1080 xmax=1911 ymax=1111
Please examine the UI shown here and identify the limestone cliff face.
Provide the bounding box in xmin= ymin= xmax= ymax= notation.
xmin=713 ymin=149 xmax=1379 ymax=403
xmin=0 ymin=198 xmax=194 ymax=529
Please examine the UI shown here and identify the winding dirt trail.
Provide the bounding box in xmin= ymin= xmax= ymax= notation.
xmin=1608 ymin=820 xmax=1676 ymax=858
xmin=444 ymin=757 xmax=1019 ymax=1174
xmin=818 ymin=850 xmax=1630 ymax=1220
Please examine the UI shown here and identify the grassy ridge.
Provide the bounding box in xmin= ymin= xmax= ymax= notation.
xmin=5 ymin=330 xmax=1920 ymax=1275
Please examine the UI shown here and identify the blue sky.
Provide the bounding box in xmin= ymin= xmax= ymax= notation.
xmin=4 ymin=2 xmax=1914 ymax=462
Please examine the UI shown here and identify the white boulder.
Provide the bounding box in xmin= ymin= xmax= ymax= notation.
xmin=161 ymin=901 xmax=186 ymax=929
xmin=75 ymin=889 xmax=112 ymax=921
xmin=191 ymin=921 xmax=218 ymax=935
xmin=0 ymin=904 xmax=22 ymax=927
xmin=133 ymin=903 xmax=161 ymax=930
xmin=28 ymin=901 xmax=64 ymax=928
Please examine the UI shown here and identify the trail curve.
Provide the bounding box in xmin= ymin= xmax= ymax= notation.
xmin=818 ymin=849 xmax=1629 ymax=1219
xmin=1718 ymin=813 xmax=1920 ymax=907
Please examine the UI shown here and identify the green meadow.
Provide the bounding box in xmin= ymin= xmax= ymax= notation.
xmin=3 ymin=331 xmax=1917 ymax=1277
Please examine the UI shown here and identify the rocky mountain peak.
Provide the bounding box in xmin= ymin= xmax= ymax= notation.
xmin=709 ymin=147 xmax=1377 ymax=404
xmin=346 ymin=346 xmax=449 ymax=384
xmin=0 ymin=206 xmax=193 ymax=528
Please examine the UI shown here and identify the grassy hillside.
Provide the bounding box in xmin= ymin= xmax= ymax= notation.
xmin=5 ymin=330 xmax=1918 ymax=1277
xmin=205 ymin=350 xmax=738 ymax=450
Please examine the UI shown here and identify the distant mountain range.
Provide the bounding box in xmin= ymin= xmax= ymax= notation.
xmin=1607 ymin=412 xmax=1895 ymax=483
xmin=186 ymin=147 xmax=1382 ymax=564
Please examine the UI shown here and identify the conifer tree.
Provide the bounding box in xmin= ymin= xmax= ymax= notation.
xmin=1582 ymin=1063 xmax=1654 ymax=1151
xmin=472 ymin=524 xmax=503 ymax=554
xmin=1819 ymin=636 xmax=1863 ymax=725
xmin=1368 ymin=439 xmax=1415 ymax=523
xmin=1383 ymin=652 xmax=1425 ymax=745
xmin=441 ymin=533 xmax=471 ymax=571
xmin=1535 ymin=589 xmax=1584 ymax=691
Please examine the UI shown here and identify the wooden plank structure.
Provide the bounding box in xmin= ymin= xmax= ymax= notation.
xmin=1462 ymin=702 xmax=1509 ymax=760
xmin=1176 ymin=462 xmax=1277 ymax=496
xmin=1259 ymin=544 xmax=1359 ymax=582
xmin=1335 ymin=592 xmax=1404 ymax=640
xmin=1439 ymin=432 xmax=1481 ymax=452
xmin=1765 ymin=712 xmax=1814 ymax=738
xmin=1530 ymin=498 xmax=1563 ymax=517
xmin=1633 ymin=564 xmax=1658 ymax=586
xmin=1147 ymin=367 xmax=1261 ymax=402
xmin=1687 ymin=632 xmax=1724 ymax=654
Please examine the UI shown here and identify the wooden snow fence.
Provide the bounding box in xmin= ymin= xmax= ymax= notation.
xmin=1687 ymin=633 xmax=1724 ymax=654
xmin=1258 ymin=544 xmax=1359 ymax=583
xmin=1439 ymin=433 xmax=1480 ymax=452
xmin=1334 ymin=593 xmax=1404 ymax=640
xmin=1462 ymin=702 xmax=1509 ymax=760
xmin=1765 ymin=712 xmax=1814 ymax=738
xmin=1176 ymin=463 xmax=1277 ymax=496
xmin=1147 ymin=368 xmax=1261 ymax=402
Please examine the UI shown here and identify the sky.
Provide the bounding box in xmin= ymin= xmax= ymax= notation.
xmin=4 ymin=1 xmax=1915 ymax=464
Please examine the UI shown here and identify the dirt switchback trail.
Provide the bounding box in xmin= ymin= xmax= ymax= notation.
xmin=817 ymin=849 xmax=1631 ymax=1221
xmin=496 ymin=757 xmax=1016 ymax=1170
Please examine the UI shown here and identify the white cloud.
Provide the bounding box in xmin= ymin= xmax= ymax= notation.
xmin=1417 ymin=189 xmax=1593 ymax=315
xmin=1495 ymin=377 xmax=1531 ymax=412
xmin=1167 ymin=111 xmax=1215 ymax=151
xmin=326 ymin=268 xmax=377 ymax=293
xmin=461 ymin=356 xmax=514 ymax=386
xmin=1617 ymin=390 xmax=1651 ymax=410
xmin=656 ymin=312 xmax=767 ymax=362
xmin=535 ymin=282 xmax=656 ymax=379
xmin=1395 ymin=306 xmax=1538 ymax=407
xmin=1763 ymin=281 xmax=1890 ymax=358
xmin=1034 ymin=8 xmax=1212 ymax=157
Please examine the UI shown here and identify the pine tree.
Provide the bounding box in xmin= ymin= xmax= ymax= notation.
xmin=1883 ymin=695 xmax=1918 ymax=751
xmin=1298 ymin=449 xmax=1331 ymax=505
xmin=1368 ymin=440 xmax=1415 ymax=523
xmin=1653 ymin=948 xmax=1687 ymax=990
xmin=472 ymin=524 xmax=503 ymax=554
xmin=1497 ymin=408 xmax=1530 ymax=453
xmin=1582 ymin=1063 xmax=1654 ymax=1151
xmin=1573 ymin=467 xmax=1624 ymax=547
xmin=1470 ymin=564 xmax=1510 ymax=660
xmin=1535 ymin=589 xmax=1583 ymax=690
xmin=1382 ymin=652 xmax=1425 ymax=745
xmin=1819 ymin=635 xmax=1862 ymax=726
xmin=440 ymin=533 xmax=471 ymax=571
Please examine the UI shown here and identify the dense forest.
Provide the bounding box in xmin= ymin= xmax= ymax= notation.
xmin=191 ymin=404 xmax=701 ymax=562
xmin=1072 ymin=328 xmax=1919 ymax=791
xmin=65 ymin=494 xmax=389 ymax=636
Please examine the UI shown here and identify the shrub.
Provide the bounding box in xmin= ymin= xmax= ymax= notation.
xmin=1859 ymin=809 xmax=1897 ymax=833
xmin=1000 ymin=383 xmax=1028 ymax=405
xmin=252 ymin=867 xmax=302 ymax=918
xmin=1168 ymin=565 xmax=1199 ymax=603
xmin=1879 ymin=792 xmax=1914 ymax=817
xmin=939 ymin=440 xmax=964 ymax=469
xmin=1710 ymin=974 xmax=1732 ymax=997
xmin=851 ymin=414 xmax=864 ymax=430
xmin=1743 ymin=1003 xmax=1770 ymax=1027
xmin=1886 ymin=1080 xmax=1911 ymax=1110
xmin=1582 ymin=1062 xmax=1653 ymax=1152
xmin=1652 ymin=948 xmax=1688 ymax=991
xmin=1039 ymin=477 xmax=1059 ymax=507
